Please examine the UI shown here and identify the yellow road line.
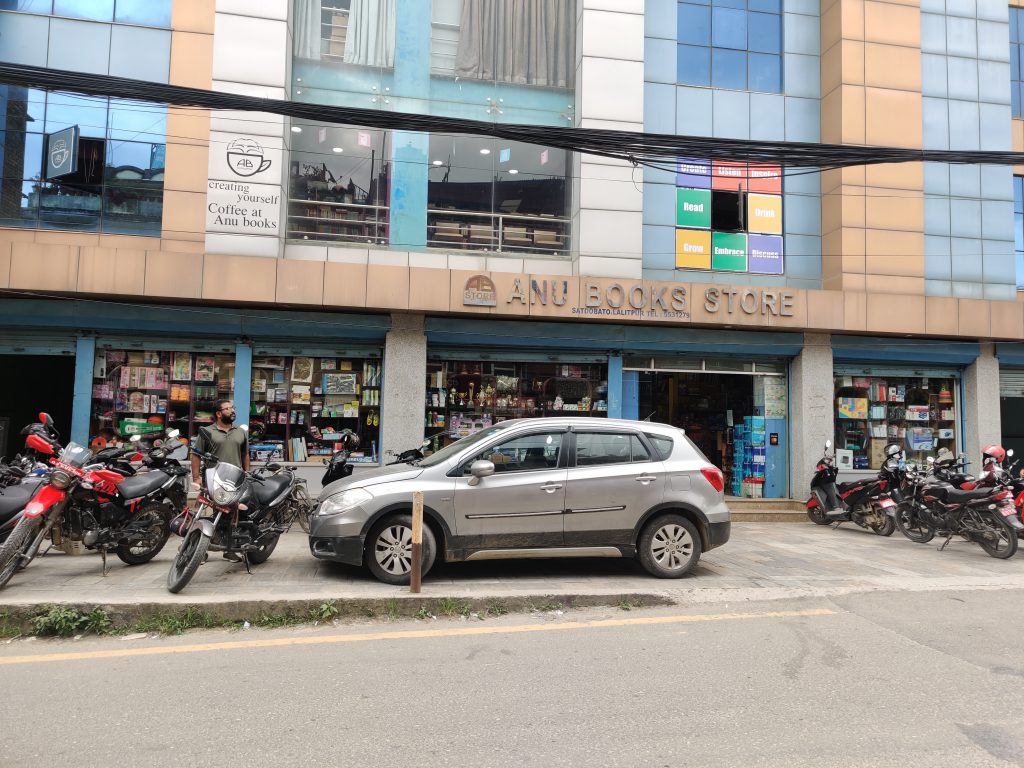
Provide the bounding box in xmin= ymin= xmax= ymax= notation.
xmin=0 ymin=608 xmax=835 ymax=667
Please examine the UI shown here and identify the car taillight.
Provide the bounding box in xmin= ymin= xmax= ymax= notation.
xmin=700 ymin=466 xmax=724 ymax=493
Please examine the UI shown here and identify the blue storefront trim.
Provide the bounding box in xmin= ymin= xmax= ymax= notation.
xmin=71 ymin=335 xmax=95 ymax=445
xmin=995 ymin=343 xmax=1024 ymax=365
xmin=832 ymin=335 xmax=980 ymax=365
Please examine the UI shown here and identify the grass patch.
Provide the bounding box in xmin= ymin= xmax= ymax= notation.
xmin=436 ymin=597 xmax=471 ymax=617
xmin=309 ymin=600 xmax=339 ymax=623
xmin=617 ymin=598 xmax=645 ymax=612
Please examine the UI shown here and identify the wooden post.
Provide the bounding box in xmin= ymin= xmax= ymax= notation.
xmin=410 ymin=491 xmax=423 ymax=594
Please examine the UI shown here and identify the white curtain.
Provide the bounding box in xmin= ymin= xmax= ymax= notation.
xmin=293 ymin=0 xmax=322 ymax=60
xmin=344 ymin=0 xmax=397 ymax=68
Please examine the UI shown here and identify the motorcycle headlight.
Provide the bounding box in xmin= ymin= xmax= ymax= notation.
xmin=213 ymin=485 xmax=238 ymax=505
xmin=317 ymin=488 xmax=372 ymax=517
xmin=50 ymin=469 xmax=73 ymax=490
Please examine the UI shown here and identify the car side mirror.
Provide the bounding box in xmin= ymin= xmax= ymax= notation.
xmin=467 ymin=460 xmax=495 ymax=487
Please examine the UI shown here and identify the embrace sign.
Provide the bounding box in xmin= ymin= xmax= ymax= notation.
xmin=45 ymin=126 xmax=78 ymax=180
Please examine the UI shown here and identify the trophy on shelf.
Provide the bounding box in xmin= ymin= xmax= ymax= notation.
xmin=450 ymin=387 xmax=458 ymax=407
xmin=468 ymin=382 xmax=475 ymax=407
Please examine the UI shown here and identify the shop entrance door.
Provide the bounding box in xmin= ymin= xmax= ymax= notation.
xmin=629 ymin=358 xmax=788 ymax=499
xmin=1000 ymin=370 xmax=1024 ymax=459
xmin=0 ymin=354 xmax=74 ymax=456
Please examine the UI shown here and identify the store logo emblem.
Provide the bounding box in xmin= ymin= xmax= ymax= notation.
xmin=226 ymin=137 xmax=272 ymax=177
xmin=463 ymin=275 xmax=497 ymax=307
xmin=49 ymin=139 xmax=71 ymax=172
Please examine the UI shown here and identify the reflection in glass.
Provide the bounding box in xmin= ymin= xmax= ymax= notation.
xmin=294 ymin=0 xmax=395 ymax=67
xmin=45 ymin=94 xmax=109 ymax=138
xmin=114 ymin=0 xmax=171 ymax=27
xmin=0 ymin=0 xmax=52 ymax=11
xmin=53 ymin=0 xmax=113 ymax=21
xmin=288 ymin=123 xmax=390 ymax=245
xmin=748 ymin=52 xmax=781 ymax=93
xmin=678 ymin=44 xmax=711 ymax=86
xmin=712 ymin=48 xmax=746 ymax=90
xmin=426 ymin=136 xmax=569 ymax=256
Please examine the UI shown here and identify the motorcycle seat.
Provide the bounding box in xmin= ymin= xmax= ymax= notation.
xmin=0 ymin=479 xmax=44 ymax=523
xmin=116 ymin=471 xmax=171 ymax=500
xmin=252 ymin=474 xmax=291 ymax=506
xmin=930 ymin=485 xmax=992 ymax=503
xmin=837 ymin=480 xmax=868 ymax=493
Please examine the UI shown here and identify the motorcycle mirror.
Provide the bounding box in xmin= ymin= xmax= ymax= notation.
xmin=824 ymin=440 xmax=832 ymax=449
xmin=38 ymin=412 xmax=52 ymax=427
xmin=421 ymin=439 xmax=431 ymax=448
xmin=927 ymin=456 xmax=935 ymax=465
xmin=130 ymin=434 xmax=142 ymax=443
xmin=166 ymin=429 xmax=180 ymax=440
xmin=240 ymin=424 xmax=249 ymax=432
xmin=1008 ymin=449 xmax=1015 ymax=458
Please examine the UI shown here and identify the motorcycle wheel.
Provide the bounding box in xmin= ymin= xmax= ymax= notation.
xmin=115 ymin=502 xmax=170 ymax=565
xmin=0 ymin=517 xmax=38 ymax=589
xmin=166 ymin=529 xmax=210 ymax=594
xmin=976 ymin=513 xmax=1018 ymax=560
xmin=806 ymin=505 xmax=831 ymax=526
xmin=894 ymin=503 xmax=935 ymax=543
xmin=869 ymin=514 xmax=896 ymax=537
xmin=247 ymin=533 xmax=279 ymax=565
xmin=292 ymin=486 xmax=313 ymax=534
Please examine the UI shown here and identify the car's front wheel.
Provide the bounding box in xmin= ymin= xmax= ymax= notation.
xmin=638 ymin=514 xmax=702 ymax=578
xmin=365 ymin=513 xmax=437 ymax=585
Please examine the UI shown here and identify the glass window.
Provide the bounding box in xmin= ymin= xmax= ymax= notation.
xmin=108 ymin=99 xmax=167 ymax=143
xmin=472 ymin=432 xmax=564 ymax=473
xmin=53 ymin=0 xmax=113 ymax=21
xmin=712 ymin=7 xmax=746 ymax=49
xmin=0 ymin=1 xmax=52 ymax=11
xmin=748 ymin=52 xmax=782 ymax=92
xmin=1016 ymin=175 xmax=1024 ymax=288
xmin=677 ymin=3 xmax=711 ymax=45
xmin=249 ymin=355 xmax=383 ymax=464
xmin=114 ymin=0 xmax=171 ymax=27
xmin=678 ymin=43 xmax=711 ymax=85
xmin=425 ymin=135 xmax=570 ymax=256
xmin=833 ymin=374 xmax=959 ymax=470
xmin=575 ymin=433 xmax=651 ymax=466
xmin=645 ymin=433 xmax=675 ymax=461
xmin=89 ymin=349 xmax=237 ymax=449
xmin=109 ymin=25 xmax=171 ymax=83
xmin=0 ymin=86 xmax=46 ymax=132
xmin=287 ymin=123 xmax=390 ymax=246
xmin=47 ymin=18 xmax=112 ymax=75
xmin=748 ymin=12 xmax=781 ymax=54
xmin=0 ymin=10 xmax=50 ymax=67
xmin=424 ymin=360 xmax=609 ymax=450
xmin=45 ymin=94 xmax=109 ymax=138
xmin=1013 ymin=15 xmax=1024 ymax=117
xmin=712 ymin=48 xmax=746 ymax=89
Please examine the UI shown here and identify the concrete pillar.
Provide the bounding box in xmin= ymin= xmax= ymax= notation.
xmin=789 ymin=333 xmax=834 ymax=499
xmin=607 ymin=355 xmax=623 ymax=418
xmin=232 ymin=341 xmax=252 ymax=430
xmin=381 ymin=313 xmax=427 ymax=461
xmin=963 ymin=342 xmax=1001 ymax=459
xmin=71 ymin=335 xmax=96 ymax=446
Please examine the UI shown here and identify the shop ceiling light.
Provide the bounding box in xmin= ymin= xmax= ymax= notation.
xmin=479 ymin=148 xmax=491 ymax=155
xmin=432 ymin=160 xmax=443 ymax=166
xmin=291 ymin=126 xmax=302 ymax=133
xmin=508 ymin=169 xmax=519 ymax=174
xmin=332 ymin=147 xmax=343 ymax=153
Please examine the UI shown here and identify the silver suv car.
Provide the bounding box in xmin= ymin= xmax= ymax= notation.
xmin=309 ymin=418 xmax=730 ymax=584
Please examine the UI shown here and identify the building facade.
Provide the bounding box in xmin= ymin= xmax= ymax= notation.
xmin=1 ymin=0 xmax=1023 ymax=496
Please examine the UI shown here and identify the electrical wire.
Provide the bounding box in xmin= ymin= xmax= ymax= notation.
xmin=5 ymin=63 xmax=1024 ymax=171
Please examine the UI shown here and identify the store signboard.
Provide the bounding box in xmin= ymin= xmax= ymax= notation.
xmin=675 ymin=229 xmax=712 ymax=269
xmin=748 ymin=234 xmax=784 ymax=274
xmin=676 ymin=158 xmax=711 ymax=189
xmin=206 ymin=179 xmax=281 ymax=235
xmin=747 ymin=194 xmax=783 ymax=235
xmin=748 ymin=164 xmax=782 ymax=194
xmin=45 ymin=125 xmax=78 ymax=179
xmin=676 ymin=188 xmax=711 ymax=228
xmin=712 ymin=232 xmax=747 ymax=271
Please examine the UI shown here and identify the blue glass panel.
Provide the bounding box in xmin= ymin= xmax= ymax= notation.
xmin=44 ymin=93 xmax=109 ymax=139
xmin=38 ymin=180 xmax=102 ymax=232
xmin=712 ymin=7 xmax=746 ymax=49
xmin=0 ymin=1 xmax=52 ymax=12
xmin=114 ymin=0 xmax=171 ymax=27
xmin=711 ymin=0 xmax=744 ymax=9
xmin=748 ymin=12 xmax=781 ymax=53
xmin=1017 ymin=250 xmax=1024 ymax=288
xmin=0 ymin=86 xmax=46 ymax=131
xmin=1015 ymin=175 xmax=1024 ymax=212
xmin=1013 ymin=44 xmax=1021 ymax=81
xmin=0 ymin=130 xmax=43 ymax=179
xmin=712 ymin=48 xmax=746 ymax=89
xmin=678 ymin=44 xmax=711 ymax=85
xmin=677 ymin=3 xmax=711 ymax=45
xmin=108 ymin=99 xmax=167 ymax=142
xmin=1016 ymin=79 xmax=1022 ymax=117
xmin=1013 ymin=9 xmax=1020 ymax=43
xmin=0 ymin=179 xmax=40 ymax=227
xmin=53 ymin=0 xmax=113 ymax=21
xmin=1016 ymin=214 xmax=1024 ymax=249
xmin=748 ymin=53 xmax=781 ymax=92
xmin=748 ymin=0 xmax=781 ymax=12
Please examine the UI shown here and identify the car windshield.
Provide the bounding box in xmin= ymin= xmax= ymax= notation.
xmin=417 ymin=423 xmax=514 ymax=468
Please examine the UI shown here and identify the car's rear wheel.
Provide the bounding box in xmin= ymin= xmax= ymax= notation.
xmin=638 ymin=514 xmax=702 ymax=578
xmin=365 ymin=514 xmax=437 ymax=585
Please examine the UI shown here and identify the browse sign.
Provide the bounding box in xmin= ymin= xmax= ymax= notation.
xmin=45 ymin=126 xmax=79 ymax=180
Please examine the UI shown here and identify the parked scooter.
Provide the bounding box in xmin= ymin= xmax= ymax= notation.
xmin=805 ymin=440 xmax=897 ymax=535
xmin=386 ymin=439 xmax=433 ymax=466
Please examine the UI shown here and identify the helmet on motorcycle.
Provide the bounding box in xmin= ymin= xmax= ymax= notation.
xmin=884 ymin=443 xmax=903 ymax=459
xmin=341 ymin=430 xmax=361 ymax=451
xmin=981 ymin=444 xmax=1006 ymax=464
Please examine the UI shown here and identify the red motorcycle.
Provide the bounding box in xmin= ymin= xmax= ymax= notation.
xmin=0 ymin=417 xmax=185 ymax=589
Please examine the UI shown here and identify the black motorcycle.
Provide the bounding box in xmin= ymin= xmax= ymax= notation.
xmin=166 ymin=451 xmax=311 ymax=593
xmin=805 ymin=440 xmax=896 ymax=535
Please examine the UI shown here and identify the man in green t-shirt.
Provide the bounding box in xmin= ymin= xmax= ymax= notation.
xmin=191 ymin=398 xmax=250 ymax=487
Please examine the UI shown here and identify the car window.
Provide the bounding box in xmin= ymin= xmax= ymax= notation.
xmin=465 ymin=432 xmax=563 ymax=474
xmin=645 ymin=433 xmax=674 ymax=461
xmin=418 ymin=422 xmax=513 ymax=468
xmin=575 ymin=432 xmax=650 ymax=466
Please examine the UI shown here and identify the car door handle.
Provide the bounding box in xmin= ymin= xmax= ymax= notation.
xmin=635 ymin=475 xmax=658 ymax=484
xmin=540 ymin=483 xmax=563 ymax=492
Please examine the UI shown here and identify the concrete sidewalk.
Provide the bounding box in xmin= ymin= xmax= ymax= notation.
xmin=1 ymin=522 xmax=1022 ymax=616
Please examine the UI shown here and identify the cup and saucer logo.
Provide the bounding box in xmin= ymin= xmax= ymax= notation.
xmin=49 ymin=139 xmax=71 ymax=171
xmin=226 ymin=138 xmax=272 ymax=177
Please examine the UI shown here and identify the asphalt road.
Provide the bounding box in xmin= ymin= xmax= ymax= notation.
xmin=3 ymin=587 xmax=1024 ymax=768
